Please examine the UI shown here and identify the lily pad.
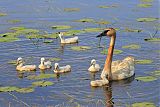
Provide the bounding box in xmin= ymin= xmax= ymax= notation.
xmin=64 ymin=8 xmax=80 ymax=12
xmin=51 ymin=25 xmax=72 ymax=30
xmin=16 ymin=29 xmax=39 ymax=35
xmin=32 ymin=81 xmax=54 ymax=87
xmin=144 ymin=38 xmax=160 ymax=42
xmin=26 ymin=34 xmax=44 ymax=39
xmin=71 ymin=46 xmax=91 ymax=51
xmin=84 ymin=28 xmax=104 ymax=32
xmin=44 ymin=33 xmax=58 ymax=39
xmin=101 ymin=49 xmax=123 ymax=55
xmin=8 ymin=19 xmax=21 ymax=23
xmin=0 ymin=86 xmax=19 ymax=92
xmin=140 ymin=0 xmax=153 ymax=2
xmin=74 ymin=18 xmax=95 ymax=23
xmin=135 ymin=59 xmax=153 ymax=64
xmin=136 ymin=76 xmax=157 ymax=82
xmin=137 ymin=4 xmax=152 ymax=8
xmin=10 ymin=27 xmax=26 ymax=31
xmin=0 ymin=36 xmax=19 ymax=42
xmin=49 ymin=57 xmax=61 ymax=61
xmin=27 ymin=74 xmax=56 ymax=80
xmin=132 ymin=102 xmax=155 ymax=107
xmin=0 ymin=12 xmax=7 ymax=16
xmin=149 ymin=70 xmax=160 ymax=77
xmin=124 ymin=28 xmax=142 ymax=32
xmin=122 ymin=44 xmax=141 ymax=49
xmin=16 ymin=87 xmax=34 ymax=93
xmin=136 ymin=17 xmax=158 ymax=22
xmin=7 ymin=60 xmax=17 ymax=65
xmin=65 ymin=30 xmax=85 ymax=36
xmin=0 ymin=32 xmax=18 ymax=37
xmin=94 ymin=20 xmax=110 ymax=25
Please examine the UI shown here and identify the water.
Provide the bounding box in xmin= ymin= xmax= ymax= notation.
xmin=0 ymin=0 xmax=159 ymax=107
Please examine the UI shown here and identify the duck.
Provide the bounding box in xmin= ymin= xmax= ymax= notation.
xmin=38 ymin=57 xmax=52 ymax=70
xmin=90 ymin=28 xmax=135 ymax=87
xmin=58 ymin=32 xmax=78 ymax=44
xmin=16 ymin=57 xmax=36 ymax=71
xmin=54 ymin=63 xmax=71 ymax=73
xmin=88 ymin=59 xmax=100 ymax=73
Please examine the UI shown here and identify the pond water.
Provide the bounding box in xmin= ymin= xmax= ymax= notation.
xmin=0 ymin=0 xmax=159 ymax=107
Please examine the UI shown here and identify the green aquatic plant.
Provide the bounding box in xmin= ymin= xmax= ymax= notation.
xmin=64 ymin=8 xmax=80 ymax=12
xmin=136 ymin=76 xmax=157 ymax=82
xmin=149 ymin=70 xmax=160 ymax=77
xmin=124 ymin=28 xmax=142 ymax=32
xmin=140 ymin=0 xmax=153 ymax=2
xmin=0 ymin=86 xmax=19 ymax=92
xmin=43 ymin=40 xmax=53 ymax=43
xmin=136 ymin=17 xmax=158 ymax=22
xmin=0 ymin=12 xmax=7 ymax=16
xmin=10 ymin=26 xmax=26 ymax=31
xmin=71 ymin=46 xmax=91 ymax=51
xmin=49 ymin=57 xmax=61 ymax=61
xmin=101 ymin=49 xmax=123 ymax=55
xmin=122 ymin=44 xmax=141 ymax=49
xmin=0 ymin=36 xmax=19 ymax=42
xmin=27 ymin=74 xmax=56 ymax=80
xmin=144 ymin=38 xmax=160 ymax=42
xmin=74 ymin=18 xmax=95 ymax=23
xmin=135 ymin=59 xmax=153 ymax=64
xmin=7 ymin=60 xmax=17 ymax=65
xmin=51 ymin=25 xmax=72 ymax=30
xmin=84 ymin=28 xmax=104 ymax=32
xmin=32 ymin=81 xmax=54 ymax=87
xmin=26 ymin=34 xmax=44 ymax=39
xmin=94 ymin=20 xmax=110 ymax=25
xmin=16 ymin=87 xmax=34 ymax=93
xmin=8 ymin=19 xmax=21 ymax=23
xmin=98 ymin=5 xmax=118 ymax=8
xmin=137 ymin=4 xmax=152 ymax=8
xmin=65 ymin=30 xmax=85 ymax=36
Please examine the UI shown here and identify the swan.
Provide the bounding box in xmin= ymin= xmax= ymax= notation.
xmin=38 ymin=57 xmax=52 ymax=70
xmin=54 ymin=63 xmax=71 ymax=73
xmin=16 ymin=57 xmax=36 ymax=71
xmin=90 ymin=28 xmax=135 ymax=87
xmin=88 ymin=59 xmax=100 ymax=72
xmin=58 ymin=32 xmax=78 ymax=44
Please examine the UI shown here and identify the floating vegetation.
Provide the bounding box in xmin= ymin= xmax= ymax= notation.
xmin=136 ymin=17 xmax=159 ymax=22
xmin=27 ymin=74 xmax=56 ymax=80
xmin=149 ymin=70 xmax=160 ymax=77
xmin=140 ymin=0 xmax=153 ymax=2
xmin=135 ymin=59 xmax=153 ymax=64
xmin=124 ymin=28 xmax=142 ymax=32
xmin=64 ymin=30 xmax=85 ymax=36
xmin=101 ymin=49 xmax=123 ymax=55
xmin=7 ymin=60 xmax=17 ymax=65
xmin=122 ymin=44 xmax=141 ymax=49
xmin=10 ymin=26 xmax=26 ymax=31
xmin=71 ymin=46 xmax=91 ymax=51
xmin=0 ymin=36 xmax=19 ymax=42
xmin=51 ymin=25 xmax=72 ymax=30
xmin=0 ymin=86 xmax=19 ymax=92
xmin=16 ymin=28 xmax=40 ymax=35
xmin=49 ymin=57 xmax=61 ymax=62
xmin=26 ymin=34 xmax=44 ymax=39
xmin=8 ymin=19 xmax=21 ymax=23
xmin=137 ymin=4 xmax=152 ymax=8
xmin=98 ymin=5 xmax=118 ymax=8
xmin=0 ymin=12 xmax=7 ymax=16
xmin=132 ymin=102 xmax=155 ymax=107
xmin=64 ymin=8 xmax=80 ymax=12
xmin=44 ymin=33 xmax=58 ymax=39
xmin=43 ymin=40 xmax=53 ymax=43
xmin=84 ymin=28 xmax=104 ymax=32
xmin=144 ymin=38 xmax=160 ymax=42
xmin=32 ymin=81 xmax=54 ymax=87
xmin=74 ymin=18 xmax=95 ymax=23
xmin=94 ymin=20 xmax=110 ymax=25
xmin=136 ymin=76 xmax=157 ymax=82
xmin=16 ymin=87 xmax=34 ymax=93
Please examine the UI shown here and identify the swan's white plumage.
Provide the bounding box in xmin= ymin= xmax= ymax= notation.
xmin=38 ymin=57 xmax=52 ymax=70
xmin=16 ymin=57 xmax=36 ymax=71
xmin=88 ymin=59 xmax=100 ymax=72
xmin=58 ymin=32 xmax=78 ymax=44
xmin=54 ymin=63 xmax=71 ymax=73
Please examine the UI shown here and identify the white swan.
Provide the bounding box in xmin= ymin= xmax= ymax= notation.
xmin=16 ymin=57 xmax=36 ymax=71
xmin=88 ymin=59 xmax=100 ymax=72
xmin=38 ymin=57 xmax=52 ymax=70
xmin=90 ymin=28 xmax=135 ymax=87
xmin=58 ymin=32 xmax=78 ymax=44
xmin=54 ymin=63 xmax=71 ymax=73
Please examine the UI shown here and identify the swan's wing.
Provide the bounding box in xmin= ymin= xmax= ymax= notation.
xmin=112 ymin=60 xmax=122 ymax=66
xmin=44 ymin=61 xmax=52 ymax=66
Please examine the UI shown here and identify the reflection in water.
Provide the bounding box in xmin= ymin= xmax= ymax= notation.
xmin=89 ymin=72 xmax=96 ymax=80
xmin=17 ymin=71 xmax=37 ymax=79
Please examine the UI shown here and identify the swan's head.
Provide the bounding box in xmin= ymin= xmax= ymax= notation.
xmin=97 ymin=28 xmax=116 ymax=38
xmin=41 ymin=57 xmax=45 ymax=61
xmin=16 ymin=57 xmax=23 ymax=65
xmin=54 ymin=63 xmax=59 ymax=70
xmin=90 ymin=59 xmax=96 ymax=66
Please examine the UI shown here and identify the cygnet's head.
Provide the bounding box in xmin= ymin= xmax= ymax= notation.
xmin=41 ymin=57 xmax=45 ymax=61
xmin=90 ymin=59 xmax=96 ymax=66
xmin=54 ymin=63 xmax=59 ymax=70
xmin=16 ymin=57 xmax=23 ymax=65
xmin=58 ymin=32 xmax=63 ymax=36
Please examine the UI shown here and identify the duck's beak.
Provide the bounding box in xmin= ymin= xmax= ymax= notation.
xmin=96 ymin=30 xmax=109 ymax=37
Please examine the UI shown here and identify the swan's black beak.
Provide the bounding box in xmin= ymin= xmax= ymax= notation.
xmin=96 ymin=30 xmax=109 ymax=37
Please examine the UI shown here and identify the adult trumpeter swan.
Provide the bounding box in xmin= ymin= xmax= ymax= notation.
xmin=38 ymin=57 xmax=52 ymax=70
xmin=54 ymin=63 xmax=71 ymax=73
xmin=90 ymin=28 xmax=135 ymax=87
xmin=58 ymin=32 xmax=78 ymax=44
xmin=88 ymin=59 xmax=100 ymax=73
xmin=16 ymin=57 xmax=36 ymax=71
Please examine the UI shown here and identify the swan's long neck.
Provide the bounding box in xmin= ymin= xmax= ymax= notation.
xmin=104 ymin=35 xmax=116 ymax=80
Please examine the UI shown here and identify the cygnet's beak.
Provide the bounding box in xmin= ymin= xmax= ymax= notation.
xmin=96 ymin=30 xmax=109 ymax=37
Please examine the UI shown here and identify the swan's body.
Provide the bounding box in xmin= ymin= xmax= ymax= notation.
xmin=38 ymin=57 xmax=52 ymax=70
xmin=58 ymin=32 xmax=78 ymax=44
xmin=54 ymin=63 xmax=71 ymax=73
xmin=90 ymin=28 xmax=135 ymax=87
xmin=88 ymin=59 xmax=100 ymax=72
xmin=16 ymin=57 xmax=36 ymax=71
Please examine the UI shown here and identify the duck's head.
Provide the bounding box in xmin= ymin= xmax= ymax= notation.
xmin=90 ymin=59 xmax=96 ymax=66
xmin=54 ymin=63 xmax=59 ymax=70
xmin=97 ymin=28 xmax=116 ymax=38
xmin=16 ymin=57 xmax=23 ymax=65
